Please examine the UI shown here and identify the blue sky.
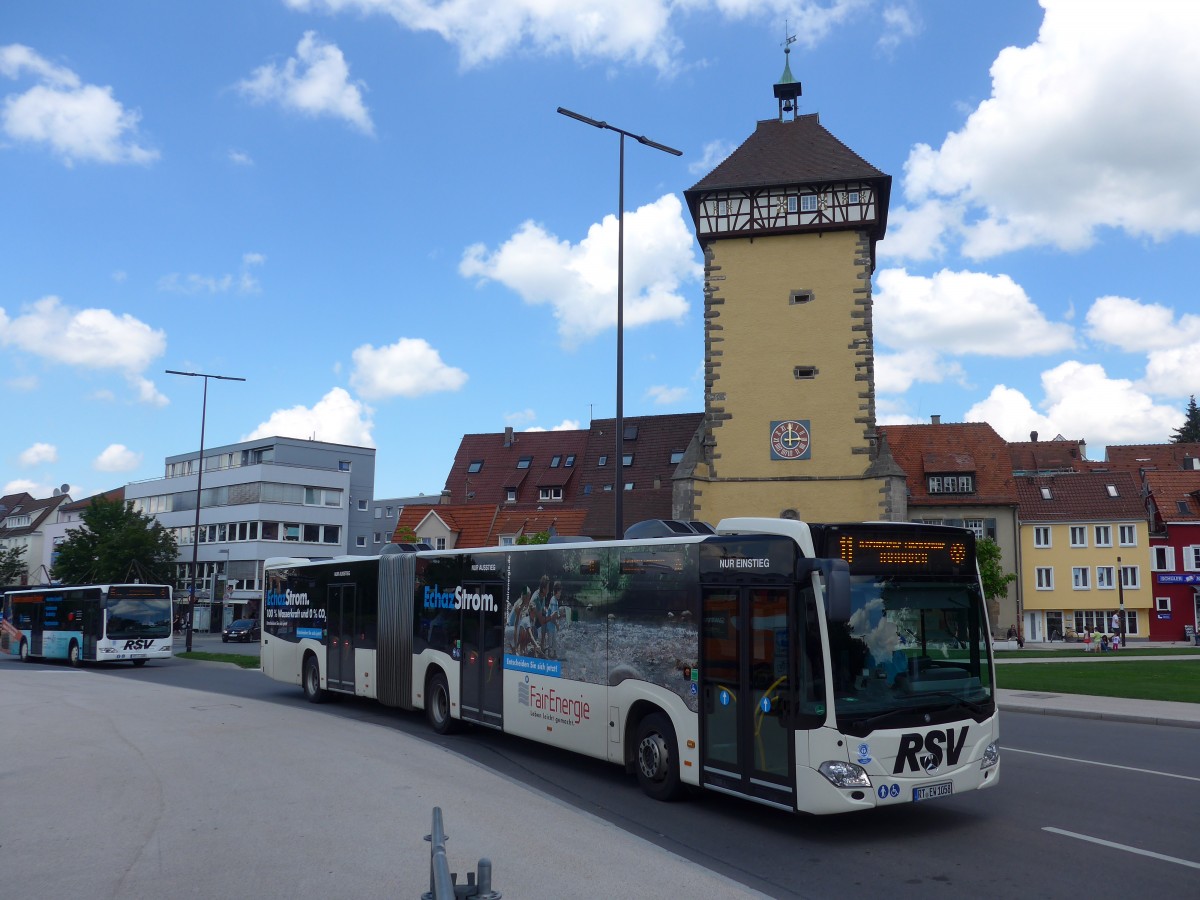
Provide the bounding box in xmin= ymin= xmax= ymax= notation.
xmin=3 ymin=0 xmax=1198 ymax=501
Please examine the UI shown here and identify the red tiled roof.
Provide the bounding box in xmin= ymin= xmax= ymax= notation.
xmin=878 ymin=423 xmax=1017 ymax=507
xmin=1144 ymin=471 xmax=1200 ymax=523
xmin=1014 ymin=472 xmax=1145 ymax=522
xmin=443 ymin=430 xmax=590 ymax=506
xmin=1102 ymin=443 xmax=1200 ymax=473
xmin=1008 ymin=437 xmax=1088 ymax=474
xmin=393 ymin=504 xmax=591 ymax=549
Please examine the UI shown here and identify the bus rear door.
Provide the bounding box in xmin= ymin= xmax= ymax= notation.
xmin=459 ymin=581 xmax=504 ymax=729
xmin=700 ymin=586 xmax=796 ymax=810
xmin=327 ymin=584 xmax=357 ymax=692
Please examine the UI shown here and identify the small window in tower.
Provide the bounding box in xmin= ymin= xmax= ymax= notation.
xmin=787 ymin=195 xmax=797 ymax=214
xmin=717 ymin=199 xmax=728 ymax=216
xmin=800 ymin=194 xmax=818 ymax=213
xmin=790 ymin=290 xmax=813 ymax=305
xmin=793 ymin=366 xmax=818 ymax=379
xmin=847 ymin=190 xmax=860 ymax=204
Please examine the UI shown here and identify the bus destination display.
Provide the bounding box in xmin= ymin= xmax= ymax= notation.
xmin=835 ymin=530 xmax=971 ymax=576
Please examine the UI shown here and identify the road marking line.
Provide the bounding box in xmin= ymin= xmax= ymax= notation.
xmin=1043 ymin=827 xmax=1200 ymax=870
xmin=1007 ymin=747 xmax=1200 ymax=782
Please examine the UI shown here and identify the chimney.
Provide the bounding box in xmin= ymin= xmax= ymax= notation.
xmin=1030 ymin=430 xmax=1038 ymax=442
xmin=930 ymin=414 xmax=941 ymax=425
xmin=503 ymin=426 xmax=514 ymax=447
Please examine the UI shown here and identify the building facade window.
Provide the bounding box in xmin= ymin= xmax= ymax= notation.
xmin=1036 ymin=567 xmax=1054 ymax=590
xmin=1151 ymin=546 xmax=1175 ymax=570
xmin=1096 ymin=566 xmax=1115 ymax=590
xmin=1120 ymin=566 xmax=1140 ymax=589
xmin=1094 ymin=525 xmax=1112 ymax=547
xmin=1034 ymin=526 xmax=1051 ymax=548
xmin=1072 ymin=566 xmax=1090 ymax=589
xmin=1070 ymin=526 xmax=1087 ymax=547
xmin=1118 ymin=524 xmax=1136 ymax=546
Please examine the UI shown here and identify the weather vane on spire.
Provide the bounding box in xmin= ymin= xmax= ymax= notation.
xmin=774 ymin=21 xmax=802 ymax=120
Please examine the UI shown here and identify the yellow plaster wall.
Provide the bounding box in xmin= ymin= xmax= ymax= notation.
xmin=705 ymin=230 xmax=871 ymax=482
xmin=1020 ymin=522 xmax=1150 ymax=614
xmin=696 ymin=476 xmax=885 ymax=525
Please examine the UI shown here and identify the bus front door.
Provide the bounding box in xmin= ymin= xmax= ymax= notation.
xmin=700 ymin=586 xmax=796 ymax=810
xmin=459 ymin=584 xmax=503 ymax=729
xmin=327 ymin=585 xmax=357 ymax=692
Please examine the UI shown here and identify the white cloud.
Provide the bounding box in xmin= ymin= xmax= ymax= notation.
xmin=0 ymin=43 xmax=158 ymax=166
xmin=0 ymin=295 xmax=166 ymax=374
xmin=94 ymin=444 xmax=142 ymax=472
xmin=237 ymin=31 xmax=373 ymax=134
xmin=228 ymin=149 xmax=253 ymax=166
xmin=1141 ymin=347 xmax=1200 ymax=399
xmin=2 ymin=478 xmax=41 ymax=495
xmin=349 ymin=337 xmax=468 ymax=399
xmin=897 ymin=0 xmax=1200 ymax=259
xmin=877 ymin=3 xmax=921 ymax=54
xmin=158 ymin=253 xmax=265 ymax=295
xmin=244 ymin=387 xmax=375 ymax=445
xmin=19 ymin=442 xmax=57 ymax=466
xmin=875 ymin=268 xmax=1074 ymax=357
xmin=460 ymin=193 xmax=699 ymax=347
xmin=284 ymin=0 xmax=868 ymax=72
xmin=876 ymin=199 xmax=961 ymax=263
xmin=505 ymin=409 xmax=537 ymax=426
xmin=966 ymin=361 xmax=1184 ymax=448
xmin=525 ymin=418 xmax=584 ymax=432
xmin=645 ymin=384 xmax=689 ymax=405
xmin=874 ymin=347 xmax=965 ymax=394
xmin=7 ymin=374 xmax=38 ymax=391
xmin=688 ymin=139 xmax=736 ymax=175
xmin=130 ymin=375 xmax=169 ymax=407
xmin=1085 ymin=295 xmax=1200 ymax=354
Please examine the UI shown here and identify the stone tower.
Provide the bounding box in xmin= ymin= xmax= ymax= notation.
xmin=674 ymin=42 xmax=906 ymax=525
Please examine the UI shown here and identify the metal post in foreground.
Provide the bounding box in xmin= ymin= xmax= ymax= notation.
xmin=423 ymin=806 xmax=500 ymax=900
xmin=556 ymin=106 xmax=681 ymax=539
xmin=166 ymin=369 xmax=245 ymax=652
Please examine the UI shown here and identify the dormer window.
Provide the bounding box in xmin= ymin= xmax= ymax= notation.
xmin=468 ymin=460 xmax=483 ymax=474
xmin=516 ymin=456 xmax=532 ymax=469
xmin=927 ymin=474 xmax=974 ymax=494
xmin=538 ymin=487 xmax=563 ymax=502
xmin=1041 ymin=487 xmax=1053 ymax=500
xmin=1106 ymin=484 xmax=1118 ymax=497
xmin=550 ymin=455 xmax=561 ymax=468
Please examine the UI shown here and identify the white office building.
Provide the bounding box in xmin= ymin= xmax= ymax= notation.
xmin=125 ymin=436 xmax=376 ymax=629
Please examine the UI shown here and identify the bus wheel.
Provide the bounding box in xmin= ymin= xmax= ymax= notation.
xmin=635 ymin=713 xmax=683 ymax=801
xmin=68 ymin=641 xmax=81 ymax=668
xmin=426 ymin=671 xmax=457 ymax=735
xmin=19 ymin=639 xmax=30 ymax=662
xmin=302 ymin=655 xmax=327 ymax=704
xmin=132 ymin=659 xmax=148 ymax=667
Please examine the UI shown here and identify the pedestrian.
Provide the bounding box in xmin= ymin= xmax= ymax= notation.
xmin=1100 ymin=633 xmax=1109 ymax=653
xmin=1111 ymin=632 xmax=1120 ymax=651
xmin=1083 ymin=630 xmax=1092 ymax=652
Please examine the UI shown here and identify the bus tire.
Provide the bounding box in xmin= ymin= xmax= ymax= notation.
xmin=426 ymin=671 xmax=457 ymax=735
xmin=19 ymin=639 xmax=30 ymax=662
xmin=302 ymin=655 xmax=327 ymax=704
xmin=132 ymin=659 xmax=148 ymax=667
xmin=68 ymin=641 xmax=81 ymax=668
xmin=635 ymin=713 xmax=683 ymax=802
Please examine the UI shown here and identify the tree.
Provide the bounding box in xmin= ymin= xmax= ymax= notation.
xmin=52 ymin=495 xmax=178 ymax=585
xmin=0 ymin=545 xmax=28 ymax=585
xmin=1171 ymin=395 xmax=1200 ymax=443
xmin=975 ymin=536 xmax=1017 ymax=636
xmin=516 ymin=531 xmax=551 ymax=545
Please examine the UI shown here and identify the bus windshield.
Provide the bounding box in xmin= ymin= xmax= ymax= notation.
xmin=829 ymin=576 xmax=993 ymax=736
xmin=106 ymin=600 xmax=172 ymax=640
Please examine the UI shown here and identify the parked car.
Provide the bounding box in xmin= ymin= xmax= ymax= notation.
xmin=222 ymin=618 xmax=260 ymax=643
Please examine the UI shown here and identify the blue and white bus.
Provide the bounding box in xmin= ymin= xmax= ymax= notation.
xmin=2 ymin=583 xmax=174 ymax=667
xmin=260 ymin=517 xmax=1000 ymax=814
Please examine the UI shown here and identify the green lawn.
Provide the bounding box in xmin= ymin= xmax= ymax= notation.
xmin=176 ymin=651 xmax=260 ymax=669
xmin=996 ymin=660 xmax=1200 ymax=703
xmin=996 ymin=647 xmax=1200 ymax=659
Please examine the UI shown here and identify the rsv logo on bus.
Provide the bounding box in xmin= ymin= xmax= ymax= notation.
xmin=892 ymin=727 xmax=967 ymax=774
xmin=122 ymin=639 xmax=158 ymax=651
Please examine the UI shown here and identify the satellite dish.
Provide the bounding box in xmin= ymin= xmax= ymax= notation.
xmin=53 ymin=488 xmax=61 ymax=496
xmin=61 ymin=483 xmax=70 ymax=494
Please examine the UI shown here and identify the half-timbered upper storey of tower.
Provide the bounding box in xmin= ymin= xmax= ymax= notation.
xmin=683 ymin=113 xmax=892 ymax=249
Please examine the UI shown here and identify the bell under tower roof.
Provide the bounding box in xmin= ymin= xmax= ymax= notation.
xmin=773 ymin=32 xmax=802 ymax=121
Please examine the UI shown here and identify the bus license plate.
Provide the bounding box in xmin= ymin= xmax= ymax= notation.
xmin=913 ymin=782 xmax=953 ymax=802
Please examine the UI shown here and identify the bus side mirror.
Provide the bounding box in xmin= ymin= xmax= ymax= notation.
xmin=814 ymin=559 xmax=851 ymax=622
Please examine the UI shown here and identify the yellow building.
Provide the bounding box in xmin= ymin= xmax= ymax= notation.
xmin=1016 ymin=472 xmax=1150 ymax=643
xmin=675 ymin=45 xmax=904 ymax=525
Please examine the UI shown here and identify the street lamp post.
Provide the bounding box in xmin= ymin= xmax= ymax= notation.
xmin=1117 ymin=555 xmax=1125 ymax=648
xmin=557 ymin=106 xmax=681 ymax=538
xmin=166 ymin=369 xmax=245 ymax=651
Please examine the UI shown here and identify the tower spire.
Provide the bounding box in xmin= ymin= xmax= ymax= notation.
xmin=773 ymin=27 xmax=802 ymax=122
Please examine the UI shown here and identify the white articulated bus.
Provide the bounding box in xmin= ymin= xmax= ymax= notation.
xmin=259 ymin=517 xmax=999 ymax=814
xmin=3 ymin=583 xmax=174 ymax=666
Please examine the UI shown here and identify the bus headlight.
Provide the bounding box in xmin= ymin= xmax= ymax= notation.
xmin=818 ymin=760 xmax=872 ymax=789
xmin=980 ymin=740 xmax=1000 ymax=770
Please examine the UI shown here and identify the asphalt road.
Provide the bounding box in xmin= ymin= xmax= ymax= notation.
xmin=15 ymin=650 xmax=1200 ymax=898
